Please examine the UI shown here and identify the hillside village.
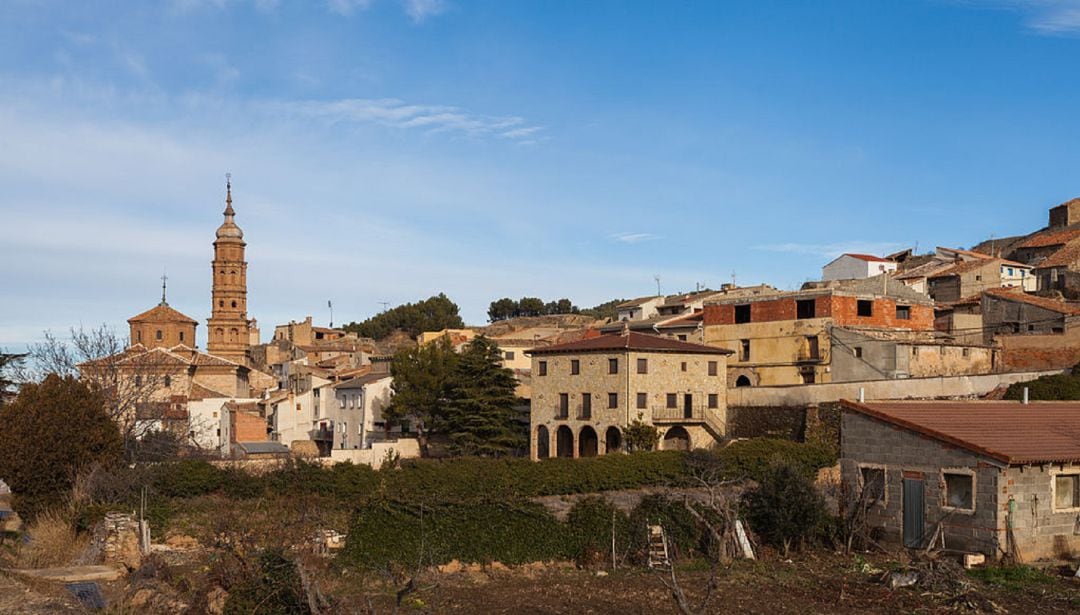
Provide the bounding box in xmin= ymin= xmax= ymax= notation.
xmin=8 ymin=186 xmax=1080 ymax=612
xmin=79 ymin=189 xmax=1080 ymax=465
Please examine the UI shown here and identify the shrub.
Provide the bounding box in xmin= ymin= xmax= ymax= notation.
xmin=0 ymin=375 xmax=123 ymax=518
xmin=627 ymin=494 xmax=701 ymax=561
xmin=717 ymin=438 xmax=835 ymax=482
xmin=1004 ymin=373 xmax=1080 ymax=401
xmin=222 ymin=548 xmax=311 ymax=615
xmin=565 ymin=496 xmax=631 ymax=565
xmin=624 ymin=420 xmax=660 ymax=452
xmin=341 ymin=498 xmax=572 ymax=569
xmin=743 ymin=461 xmax=826 ymax=556
xmin=152 ymin=460 xmax=224 ymax=498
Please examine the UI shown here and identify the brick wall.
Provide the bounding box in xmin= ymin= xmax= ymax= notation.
xmin=841 ymin=411 xmax=1001 ymax=556
xmin=830 ymin=296 xmax=934 ymax=330
xmin=231 ymin=410 xmax=267 ymax=443
xmin=703 ymin=295 xmax=831 ymax=326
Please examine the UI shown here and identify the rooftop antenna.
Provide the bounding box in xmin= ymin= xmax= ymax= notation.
xmin=160 ymin=269 xmax=168 ymax=305
xmin=378 ymin=301 xmax=391 ymax=312
xmin=731 ymin=271 xmax=737 ymax=287
xmin=654 ymin=275 xmax=661 ymax=297
xmin=328 ymin=300 xmax=334 ymax=328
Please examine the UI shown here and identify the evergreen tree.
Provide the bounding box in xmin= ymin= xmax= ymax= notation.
xmin=444 ymin=337 xmax=526 ymax=456
xmin=0 ymin=374 xmax=123 ymax=517
xmin=487 ymin=297 xmax=517 ymax=322
xmin=383 ymin=339 xmax=460 ymax=451
xmin=343 ymin=293 xmax=464 ymax=340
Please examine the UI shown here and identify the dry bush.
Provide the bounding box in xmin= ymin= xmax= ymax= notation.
xmin=17 ymin=509 xmax=88 ymax=568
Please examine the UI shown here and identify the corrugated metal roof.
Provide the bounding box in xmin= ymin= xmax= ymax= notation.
xmin=842 ymin=400 xmax=1080 ymax=464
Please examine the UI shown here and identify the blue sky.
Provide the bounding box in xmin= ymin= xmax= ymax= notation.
xmin=2 ymin=0 xmax=1080 ymax=350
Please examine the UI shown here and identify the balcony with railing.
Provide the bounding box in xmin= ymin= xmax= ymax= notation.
xmin=652 ymin=405 xmax=705 ymax=423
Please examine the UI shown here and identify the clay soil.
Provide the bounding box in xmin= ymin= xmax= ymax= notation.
xmin=380 ymin=553 xmax=1080 ymax=614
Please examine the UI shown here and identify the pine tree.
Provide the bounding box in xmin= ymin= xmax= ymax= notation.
xmin=444 ymin=337 xmax=526 ymax=456
xmin=384 ymin=339 xmax=459 ymax=452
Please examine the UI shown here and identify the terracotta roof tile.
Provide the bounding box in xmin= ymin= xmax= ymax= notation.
xmin=842 ymin=400 xmax=1080 ymax=464
xmin=1035 ymin=238 xmax=1080 ymax=269
xmin=1015 ymin=229 xmax=1080 ymax=249
xmin=128 ymin=302 xmax=198 ymax=324
xmin=983 ymin=287 xmax=1080 ymax=315
xmin=843 ymin=253 xmax=891 ymax=263
xmin=527 ymin=331 xmax=732 ymax=355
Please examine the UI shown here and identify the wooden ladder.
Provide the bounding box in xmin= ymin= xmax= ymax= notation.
xmin=647 ymin=524 xmax=670 ymax=568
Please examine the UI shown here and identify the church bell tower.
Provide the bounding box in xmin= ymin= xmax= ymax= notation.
xmin=206 ymin=174 xmax=252 ymax=364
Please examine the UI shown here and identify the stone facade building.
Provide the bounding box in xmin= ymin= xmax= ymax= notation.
xmin=702 ymin=276 xmax=936 ymax=387
xmin=128 ymin=300 xmax=198 ymax=350
xmin=526 ymin=331 xmax=731 ymax=460
xmin=841 ymin=400 xmax=1080 ymax=560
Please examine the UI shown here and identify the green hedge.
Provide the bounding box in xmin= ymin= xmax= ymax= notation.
xmin=341 ymin=499 xmax=573 ymax=568
xmin=1004 ymin=373 xmax=1080 ymax=401
xmin=715 ymin=438 xmax=836 ymax=482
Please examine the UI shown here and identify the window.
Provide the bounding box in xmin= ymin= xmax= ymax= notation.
xmin=1055 ymin=474 xmax=1080 ymax=510
xmin=581 ymin=393 xmax=592 ymax=418
xmin=853 ymin=346 xmax=863 ymax=358
xmin=1007 ymin=268 xmax=1014 ymax=276
xmin=708 ymin=361 xmax=718 ymax=376
xmin=538 ymin=361 xmax=547 ymax=376
xmin=859 ymin=466 xmax=886 ymax=505
xmin=857 ymin=300 xmax=873 ymax=317
xmin=231 ymin=300 xmax=237 ymax=308
xmin=962 ymin=347 xmax=970 ymax=357
xmin=943 ymin=471 xmax=975 ymax=511
xmin=636 ymin=392 xmax=647 ymax=409
xmin=734 ymin=304 xmax=752 ymax=324
xmin=678 ymin=335 xmax=687 ymax=341
xmin=164 ymin=375 xmax=171 ymax=387
xmin=137 ymin=331 xmax=142 ymax=343
xmin=505 ymin=351 xmax=515 ymax=360
xmin=219 ymin=300 xmax=224 ymax=308
xmin=558 ymin=393 xmax=569 ymax=418
xmin=666 ymin=393 xmax=677 ymax=408
xmin=740 ymin=339 xmax=750 ymax=362
xmin=1053 ymin=327 xmax=1065 ymax=334
xmin=637 ymin=358 xmax=648 ymax=374
xmin=571 ymin=359 xmax=580 ymax=375
xmin=1028 ymin=324 xmax=1035 ymax=332
xmin=179 ymin=331 xmax=185 ymax=342
xmin=975 ymin=274 xmax=982 ymax=281
xmin=796 ymin=299 xmax=816 ymax=319
xmin=134 ymin=375 xmax=142 ymax=386
xmin=896 ymin=305 xmax=911 ymax=320
xmin=800 ymin=369 xmax=816 ymax=384
xmin=806 ymin=336 xmax=819 ymax=360
xmin=708 ymin=393 xmax=718 ymax=409
xmin=609 ymin=358 xmax=619 ymax=374
xmin=608 ymin=393 xmax=618 ymax=408
xmin=155 ymin=329 xmax=163 ymax=341
xmin=680 ymin=361 xmax=687 ymax=372
xmin=339 ymin=397 xmax=346 ymax=409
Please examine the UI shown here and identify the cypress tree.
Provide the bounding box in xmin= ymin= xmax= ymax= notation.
xmin=445 ymin=337 xmax=526 ymax=456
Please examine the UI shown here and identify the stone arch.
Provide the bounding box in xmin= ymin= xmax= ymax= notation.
xmin=536 ymin=425 xmax=550 ymax=459
xmin=229 ymin=328 xmax=239 ymax=343
xmin=662 ymin=426 xmax=691 ymax=451
xmin=605 ymin=426 xmax=622 ymax=454
xmin=556 ymin=426 xmax=574 ymax=458
xmin=730 ymin=368 xmax=757 ymax=388
xmin=735 ymin=375 xmax=752 ymax=387
xmin=578 ymin=426 xmax=598 ymax=458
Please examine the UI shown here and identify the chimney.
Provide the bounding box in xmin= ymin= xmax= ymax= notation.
xmin=1023 ymin=387 xmax=1029 ymax=405
xmin=858 ymin=387 xmax=865 ymax=403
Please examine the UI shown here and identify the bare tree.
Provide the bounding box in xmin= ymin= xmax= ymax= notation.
xmin=19 ymin=325 xmax=181 ymax=459
xmin=653 ymin=450 xmax=747 ymax=615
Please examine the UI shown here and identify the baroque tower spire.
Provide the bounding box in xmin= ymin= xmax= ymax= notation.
xmin=206 ymin=174 xmax=252 ymax=364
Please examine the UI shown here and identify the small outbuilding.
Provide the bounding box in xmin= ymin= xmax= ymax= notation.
xmin=840 ymin=399 xmax=1080 ymax=560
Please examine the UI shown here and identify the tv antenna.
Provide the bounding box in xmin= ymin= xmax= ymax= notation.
xmin=378 ymin=301 xmax=391 ymax=312
xmin=654 ymin=275 xmax=661 ymax=296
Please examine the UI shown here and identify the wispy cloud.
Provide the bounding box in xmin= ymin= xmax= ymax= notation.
xmin=327 ymin=0 xmax=375 ymax=16
xmin=611 ymin=232 xmax=658 ymax=244
xmin=753 ymin=241 xmax=906 ymax=260
xmin=402 ymin=0 xmax=449 ymax=23
xmin=964 ymin=0 xmax=1080 ymax=35
xmin=265 ymin=97 xmax=544 ymax=142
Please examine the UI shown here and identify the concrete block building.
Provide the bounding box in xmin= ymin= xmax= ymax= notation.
xmin=526 ymin=331 xmax=732 ymax=459
xmin=841 ymin=400 xmax=1080 ymax=560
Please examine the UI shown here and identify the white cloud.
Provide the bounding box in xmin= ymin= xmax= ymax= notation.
xmin=327 ymin=0 xmax=375 ymax=16
xmin=965 ymin=0 xmax=1080 ymax=35
xmin=265 ymin=97 xmax=544 ymax=141
xmin=402 ymin=0 xmax=449 ymax=23
xmin=611 ymin=232 xmax=658 ymax=244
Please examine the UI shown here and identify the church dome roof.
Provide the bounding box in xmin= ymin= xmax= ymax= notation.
xmin=215 ymin=176 xmax=244 ymax=240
